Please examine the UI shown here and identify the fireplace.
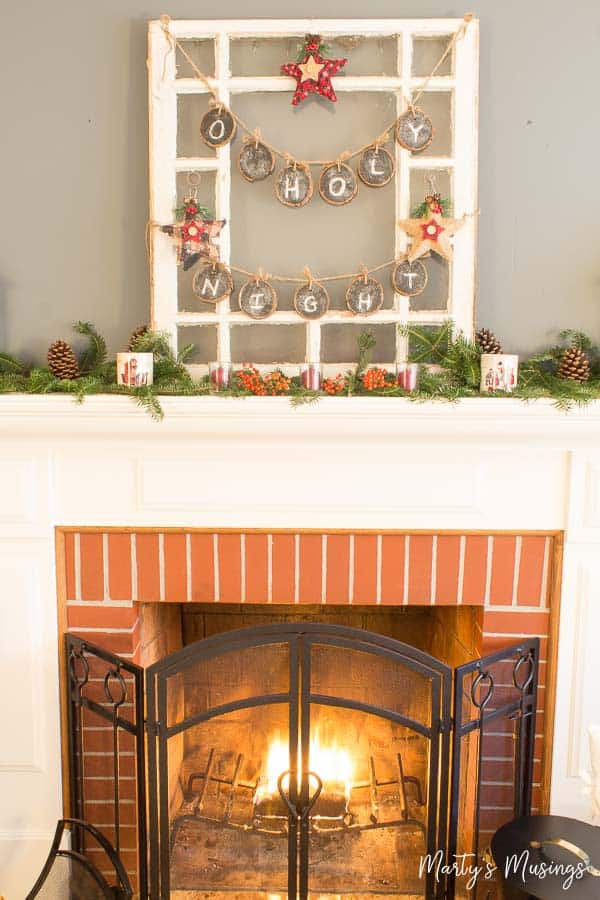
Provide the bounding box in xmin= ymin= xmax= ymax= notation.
xmin=65 ymin=589 xmax=542 ymax=900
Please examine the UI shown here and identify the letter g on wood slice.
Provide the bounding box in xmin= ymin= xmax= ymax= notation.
xmin=294 ymin=281 xmax=329 ymax=319
xmin=318 ymin=162 xmax=358 ymax=205
xmin=192 ymin=261 xmax=234 ymax=304
xmin=238 ymin=278 xmax=278 ymax=319
xmin=199 ymin=107 xmax=236 ymax=148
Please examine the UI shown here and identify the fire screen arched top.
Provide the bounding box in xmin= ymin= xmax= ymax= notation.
xmin=146 ymin=624 xmax=453 ymax=899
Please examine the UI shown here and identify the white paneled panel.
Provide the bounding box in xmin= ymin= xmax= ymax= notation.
xmin=0 ymin=544 xmax=62 ymax=869
xmin=55 ymin=453 xmax=138 ymax=523
xmin=0 ymin=455 xmax=51 ymax=537
xmin=551 ymin=548 xmax=600 ymax=821
xmin=0 ymin=558 xmax=42 ymax=771
xmin=567 ymin=451 xmax=600 ymax=542
xmin=133 ymin=447 xmax=567 ymax=530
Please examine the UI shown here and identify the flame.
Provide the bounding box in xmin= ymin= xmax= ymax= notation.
xmin=256 ymin=731 xmax=354 ymax=803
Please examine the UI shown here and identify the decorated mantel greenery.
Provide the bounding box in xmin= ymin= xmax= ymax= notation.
xmin=0 ymin=323 xmax=598 ymax=421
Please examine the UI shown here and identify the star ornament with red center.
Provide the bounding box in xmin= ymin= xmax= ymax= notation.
xmin=281 ymin=35 xmax=347 ymax=106
xmin=397 ymin=198 xmax=464 ymax=262
xmin=162 ymin=214 xmax=226 ymax=270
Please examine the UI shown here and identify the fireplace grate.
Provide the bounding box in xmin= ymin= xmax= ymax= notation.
xmin=170 ymin=746 xmax=427 ymax=848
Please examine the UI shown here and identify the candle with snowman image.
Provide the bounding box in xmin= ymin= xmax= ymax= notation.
xmin=480 ymin=354 xmax=519 ymax=394
xmin=117 ymin=352 xmax=154 ymax=387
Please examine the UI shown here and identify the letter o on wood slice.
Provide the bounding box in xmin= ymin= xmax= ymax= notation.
xmin=346 ymin=276 xmax=384 ymax=316
xmin=395 ymin=108 xmax=434 ymax=152
xmin=238 ymin=142 xmax=276 ymax=182
xmin=357 ymin=146 xmax=395 ymax=187
xmin=294 ymin=281 xmax=329 ymax=320
xmin=192 ymin=261 xmax=234 ymax=304
xmin=391 ymin=258 xmax=428 ymax=297
xmin=318 ymin=162 xmax=358 ymax=206
xmin=275 ymin=164 xmax=313 ymax=207
xmin=238 ymin=278 xmax=278 ymax=319
xmin=199 ymin=107 xmax=236 ymax=148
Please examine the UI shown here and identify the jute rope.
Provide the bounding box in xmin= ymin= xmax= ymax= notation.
xmin=159 ymin=14 xmax=473 ymax=167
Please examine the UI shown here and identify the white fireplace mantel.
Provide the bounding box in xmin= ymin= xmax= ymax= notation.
xmin=2 ymin=394 xmax=600 ymax=442
xmin=1 ymin=395 xmax=599 ymax=897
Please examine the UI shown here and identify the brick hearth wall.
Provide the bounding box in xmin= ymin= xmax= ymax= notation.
xmin=59 ymin=529 xmax=557 ymax=885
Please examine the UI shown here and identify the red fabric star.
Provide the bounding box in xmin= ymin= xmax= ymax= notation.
xmin=420 ymin=218 xmax=446 ymax=243
xmin=281 ymin=38 xmax=347 ymax=106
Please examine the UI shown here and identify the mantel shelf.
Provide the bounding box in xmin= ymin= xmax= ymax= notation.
xmin=1 ymin=394 xmax=600 ymax=445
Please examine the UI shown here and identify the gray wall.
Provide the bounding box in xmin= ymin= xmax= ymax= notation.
xmin=1 ymin=0 xmax=599 ymax=363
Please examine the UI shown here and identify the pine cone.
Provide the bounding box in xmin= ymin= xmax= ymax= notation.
xmin=557 ymin=346 xmax=590 ymax=382
xmin=476 ymin=328 xmax=503 ymax=354
xmin=47 ymin=340 xmax=80 ymax=380
xmin=128 ymin=324 xmax=148 ymax=351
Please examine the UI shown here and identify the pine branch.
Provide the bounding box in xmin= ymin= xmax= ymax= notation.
xmin=0 ymin=351 xmax=27 ymax=375
xmin=74 ymin=321 xmax=107 ymax=374
xmin=132 ymin=386 xmax=163 ymax=421
xmin=403 ymin=322 xmax=454 ymax=365
xmin=356 ymin=329 xmax=376 ymax=377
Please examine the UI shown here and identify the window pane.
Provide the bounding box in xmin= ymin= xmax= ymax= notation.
xmin=230 ymin=35 xmax=399 ymax=76
xmin=321 ymin=324 xmax=396 ymax=364
xmin=230 ymin=92 xmax=396 ymax=313
xmin=412 ymin=36 xmax=454 ymax=77
xmin=230 ymin=324 xmax=306 ymax=364
xmin=409 ymin=256 xmax=449 ymax=312
xmin=177 ymin=95 xmax=216 ymax=158
xmin=413 ymin=91 xmax=453 ymax=158
xmin=175 ymin=39 xmax=215 ymax=78
xmin=178 ymin=325 xmax=217 ymax=363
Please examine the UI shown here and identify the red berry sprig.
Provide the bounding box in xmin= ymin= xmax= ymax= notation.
xmin=263 ymin=370 xmax=291 ymax=395
xmin=323 ymin=374 xmax=348 ymax=395
xmin=234 ymin=367 xmax=291 ymax=396
xmin=362 ymin=367 xmax=395 ymax=391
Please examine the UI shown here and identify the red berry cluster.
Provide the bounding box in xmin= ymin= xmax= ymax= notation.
xmin=323 ymin=374 xmax=348 ymax=395
xmin=234 ymin=367 xmax=290 ymax=396
xmin=263 ymin=370 xmax=291 ymax=395
xmin=185 ymin=204 xmax=198 ymax=218
xmin=362 ymin=367 xmax=395 ymax=391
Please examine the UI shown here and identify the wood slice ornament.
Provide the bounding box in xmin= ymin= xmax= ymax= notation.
xmin=391 ymin=257 xmax=428 ymax=296
xmin=319 ymin=162 xmax=358 ymax=206
xmin=238 ymin=140 xmax=275 ymax=182
xmin=346 ymin=272 xmax=384 ymax=316
xmin=199 ymin=106 xmax=236 ymax=148
xmin=357 ymin=146 xmax=395 ymax=187
xmin=192 ymin=261 xmax=233 ymax=304
xmin=294 ymin=278 xmax=329 ymax=319
xmin=275 ymin=163 xmax=313 ymax=207
xmin=396 ymin=107 xmax=434 ymax=152
xmin=238 ymin=277 xmax=278 ymax=319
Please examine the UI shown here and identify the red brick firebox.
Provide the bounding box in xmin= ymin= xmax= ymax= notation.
xmin=56 ymin=528 xmax=561 ymax=889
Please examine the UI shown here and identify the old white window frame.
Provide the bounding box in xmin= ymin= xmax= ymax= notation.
xmin=148 ymin=18 xmax=479 ymax=372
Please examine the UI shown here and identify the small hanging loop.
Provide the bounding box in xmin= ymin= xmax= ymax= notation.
xmin=186 ymin=171 xmax=201 ymax=200
xmin=359 ymin=263 xmax=369 ymax=284
xmin=303 ymin=266 xmax=313 ymax=288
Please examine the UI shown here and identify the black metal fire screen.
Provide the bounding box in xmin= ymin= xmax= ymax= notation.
xmin=66 ymin=625 xmax=539 ymax=900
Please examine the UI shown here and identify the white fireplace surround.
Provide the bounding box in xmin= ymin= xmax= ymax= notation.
xmin=1 ymin=394 xmax=599 ymax=897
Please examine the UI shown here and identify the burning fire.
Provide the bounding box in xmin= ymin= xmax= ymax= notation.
xmin=256 ymin=731 xmax=354 ymax=803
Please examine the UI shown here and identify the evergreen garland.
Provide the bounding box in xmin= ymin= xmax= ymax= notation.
xmin=1 ymin=323 xmax=600 ymax=419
